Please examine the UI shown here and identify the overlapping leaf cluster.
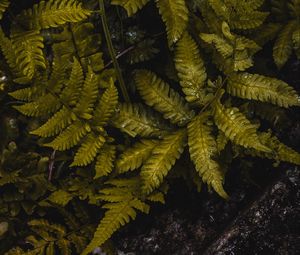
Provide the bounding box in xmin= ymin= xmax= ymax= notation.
xmin=0 ymin=0 xmax=300 ymax=254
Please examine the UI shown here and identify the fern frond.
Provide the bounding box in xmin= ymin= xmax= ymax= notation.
xmin=0 ymin=28 xmax=27 ymax=81
xmin=94 ymin=144 xmax=116 ymax=179
xmin=0 ymin=0 xmax=9 ymax=20
xmin=188 ymin=113 xmax=228 ymax=199
xmin=141 ymin=129 xmax=186 ymax=194
xmin=134 ymin=70 xmax=194 ymax=125
xmin=175 ymin=32 xmax=207 ymax=104
xmin=8 ymin=87 xmax=37 ymax=101
xmin=18 ymin=0 xmax=91 ymax=30
xmin=230 ymin=11 xmax=268 ymax=30
xmin=56 ymin=239 xmax=72 ymax=255
xmin=42 ymin=190 xmax=74 ymax=206
xmin=292 ymin=27 xmax=300 ymax=58
xmin=212 ymin=91 xmax=270 ymax=152
xmin=216 ymin=130 xmax=228 ymax=153
xmin=200 ymin=33 xmax=233 ymax=58
xmin=81 ymin=199 xmax=148 ymax=255
xmin=82 ymin=178 xmax=149 ymax=255
xmin=208 ymin=0 xmax=268 ymax=29
xmin=73 ymin=67 xmax=98 ymax=120
xmin=227 ymin=73 xmax=300 ymax=108
xmin=116 ymin=139 xmax=158 ymax=173
xmin=112 ymin=103 xmax=171 ymax=138
xmin=30 ymin=107 xmax=75 ymax=137
xmin=263 ymin=133 xmax=300 ymax=165
xmin=44 ymin=121 xmax=90 ymax=151
xmin=14 ymin=94 xmax=60 ymax=117
xmin=252 ymin=23 xmax=283 ymax=46
xmin=273 ymin=20 xmax=298 ymax=68
xmin=111 ymin=0 xmax=150 ymax=16
xmin=61 ymin=58 xmax=84 ymax=106
xmin=71 ymin=134 xmax=106 ymax=167
xmin=93 ymin=80 xmax=118 ymax=127
xmin=155 ymin=0 xmax=188 ymax=45
xmin=12 ymin=30 xmax=46 ymax=79
xmin=127 ymin=39 xmax=159 ymax=64
xmin=245 ymin=132 xmax=300 ymax=165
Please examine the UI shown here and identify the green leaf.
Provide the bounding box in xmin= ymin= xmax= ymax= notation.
xmin=134 ymin=70 xmax=194 ymax=125
xmin=116 ymin=139 xmax=158 ymax=173
xmin=112 ymin=103 xmax=171 ymax=138
xmin=71 ymin=134 xmax=106 ymax=167
xmin=31 ymin=107 xmax=76 ymax=137
xmin=18 ymin=0 xmax=91 ymax=30
xmin=212 ymin=90 xmax=270 ymax=152
xmin=188 ymin=113 xmax=228 ymax=199
xmin=175 ymin=32 xmax=207 ymax=104
xmin=227 ymin=73 xmax=300 ymax=108
xmin=141 ymin=129 xmax=187 ymax=194
xmin=273 ymin=21 xmax=298 ymax=68
xmin=94 ymin=144 xmax=116 ymax=179
xmin=111 ymin=0 xmax=150 ymax=16
xmin=155 ymin=0 xmax=188 ymax=45
xmin=12 ymin=30 xmax=46 ymax=79
xmin=93 ymin=80 xmax=119 ymax=127
xmin=0 ymin=0 xmax=9 ymax=20
xmin=45 ymin=121 xmax=91 ymax=151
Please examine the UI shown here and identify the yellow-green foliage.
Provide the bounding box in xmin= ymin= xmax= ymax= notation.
xmin=1 ymin=0 xmax=300 ymax=254
xmin=0 ymin=0 xmax=9 ymax=20
xmin=271 ymin=0 xmax=300 ymax=68
xmin=188 ymin=113 xmax=228 ymax=199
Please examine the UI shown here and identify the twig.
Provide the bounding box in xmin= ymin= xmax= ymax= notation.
xmin=99 ymin=0 xmax=130 ymax=103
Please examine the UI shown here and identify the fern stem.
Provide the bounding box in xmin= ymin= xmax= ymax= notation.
xmin=99 ymin=0 xmax=130 ymax=103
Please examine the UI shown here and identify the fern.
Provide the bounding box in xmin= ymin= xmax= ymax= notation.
xmin=227 ymin=73 xmax=300 ymax=108
xmin=200 ymin=22 xmax=261 ymax=72
xmin=111 ymin=0 xmax=151 ymax=16
xmin=175 ymin=32 xmax=207 ymax=105
xmin=188 ymin=113 xmax=228 ymax=199
xmin=92 ymin=80 xmax=119 ymax=127
xmin=82 ymin=178 xmax=157 ymax=255
xmin=11 ymin=30 xmax=46 ymax=80
xmin=10 ymin=56 xmax=118 ymax=170
xmin=155 ymin=0 xmax=189 ymax=45
xmin=2 ymin=1 xmax=300 ymax=254
xmin=141 ymin=129 xmax=187 ymax=194
xmin=212 ymin=90 xmax=270 ymax=152
xmin=94 ymin=144 xmax=117 ymax=179
xmin=16 ymin=0 xmax=91 ymax=30
xmin=0 ymin=0 xmax=9 ymax=20
xmin=71 ymin=134 xmax=106 ymax=167
xmin=208 ymin=0 xmax=268 ymax=29
xmin=134 ymin=70 xmax=194 ymax=125
xmin=112 ymin=103 xmax=171 ymax=138
xmin=244 ymin=131 xmax=300 ymax=165
xmin=273 ymin=20 xmax=298 ymax=68
xmin=116 ymin=139 xmax=158 ymax=173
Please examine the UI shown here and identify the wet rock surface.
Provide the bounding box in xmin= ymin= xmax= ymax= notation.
xmin=114 ymin=168 xmax=299 ymax=255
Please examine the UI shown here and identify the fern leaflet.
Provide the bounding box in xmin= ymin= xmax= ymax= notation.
xmin=227 ymin=73 xmax=300 ymax=108
xmin=111 ymin=0 xmax=150 ymax=16
xmin=175 ymin=32 xmax=207 ymax=105
xmin=141 ymin=129 xmax=187 ymax=194
xmin=112 ymin=103 xmax=171 ymax=138
xmin=212 ymin=90 xmax=270 ymax=152
xmin=188 ymin=113 xmax=228 ymax=199
xmin=94 ymin=144 xmax=117 ymax=179
xmin=134 ymin=70 xmax=194 ymax=125
xmin=155 ymin=0 xmax=188 ymax=45
xmin=17 ymin=0 xmax=91 ymax=30
xmin=116 ymin=139 xmax=158 ymax=173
